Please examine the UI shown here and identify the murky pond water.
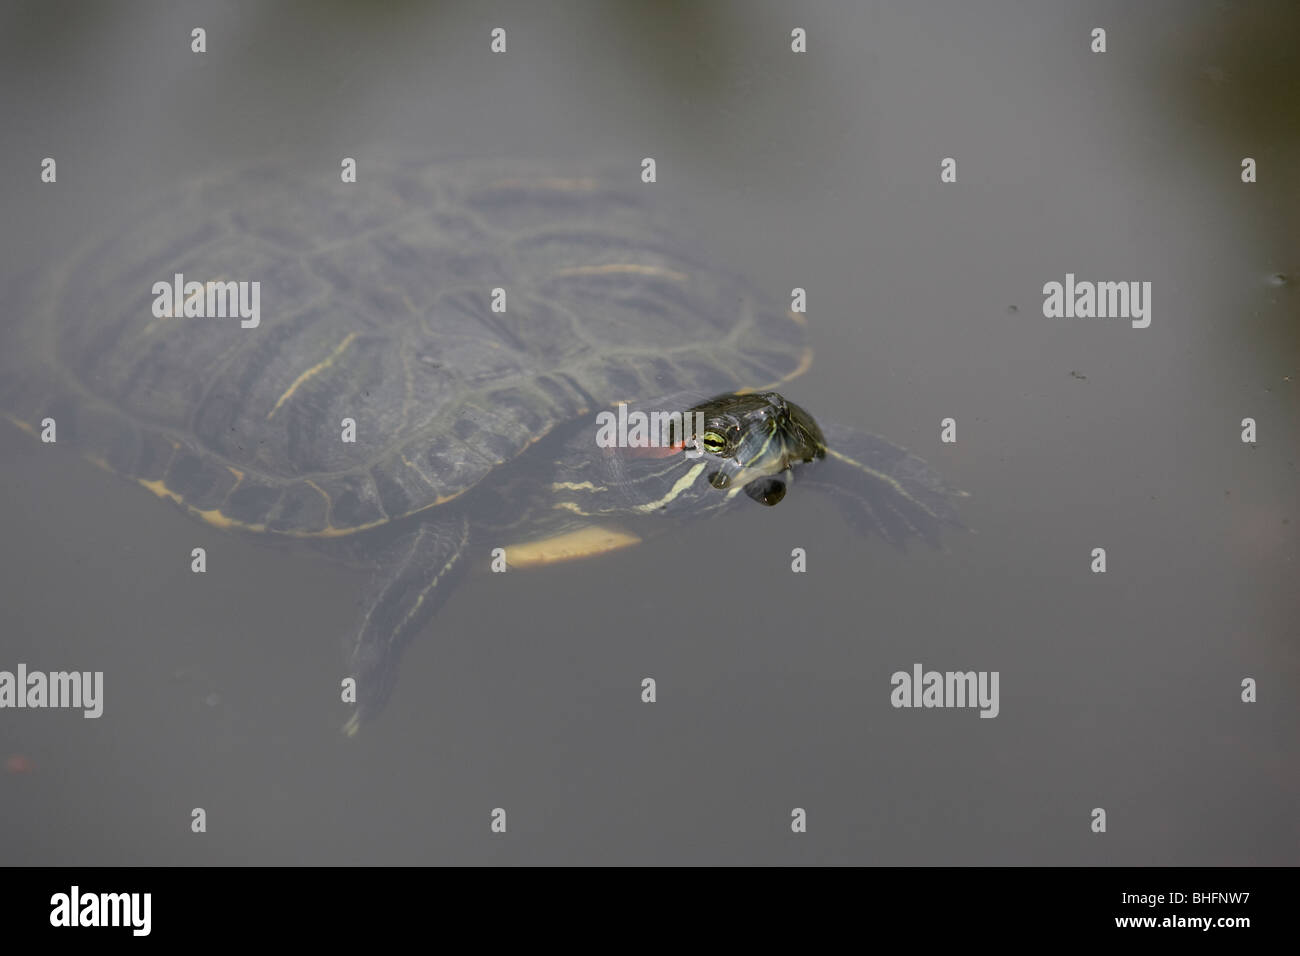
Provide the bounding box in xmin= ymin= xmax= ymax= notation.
xmin=1 ymin=0 xmax=1295 ymax=864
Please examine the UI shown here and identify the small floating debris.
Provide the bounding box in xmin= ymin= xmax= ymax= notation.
xmin=4 ymin=754 xmax=33 ymax=774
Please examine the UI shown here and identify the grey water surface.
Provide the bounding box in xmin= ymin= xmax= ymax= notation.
xmin=0 ymin=0 xmax=1295 ymax=865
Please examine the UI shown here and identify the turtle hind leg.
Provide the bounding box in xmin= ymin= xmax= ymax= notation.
xmin=342 ymin=515 xmax=470 ymax=736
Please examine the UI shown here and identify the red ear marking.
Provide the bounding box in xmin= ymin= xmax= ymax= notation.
xmin=625 ymin=440 xmax=688 ymax=459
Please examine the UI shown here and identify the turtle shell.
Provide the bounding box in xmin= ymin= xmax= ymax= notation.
xmin=1 ymin=159 xmax=810 ymax=536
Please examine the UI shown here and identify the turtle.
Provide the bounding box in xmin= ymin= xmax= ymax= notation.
xmin=1 ymin=157 xmax=967 ymax=735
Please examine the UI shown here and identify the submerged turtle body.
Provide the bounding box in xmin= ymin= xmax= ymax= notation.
xmin=4 ymin=160 xmax=808 ymax=537
xmin=2 ymin=158 xmax=964 ymax=733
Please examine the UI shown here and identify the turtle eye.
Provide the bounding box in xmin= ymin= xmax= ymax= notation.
xmin=700 ymin=431 xmax=726 ymax=454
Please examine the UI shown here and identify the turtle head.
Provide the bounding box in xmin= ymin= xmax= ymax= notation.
xmin=687 ymin=391 xmax=826 ymax=504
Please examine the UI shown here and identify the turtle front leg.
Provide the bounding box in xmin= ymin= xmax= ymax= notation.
xmin=342 ymin=515 xmax=470 ymax=736
xmin=798 ymin=423 xmax=968 ymax=549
